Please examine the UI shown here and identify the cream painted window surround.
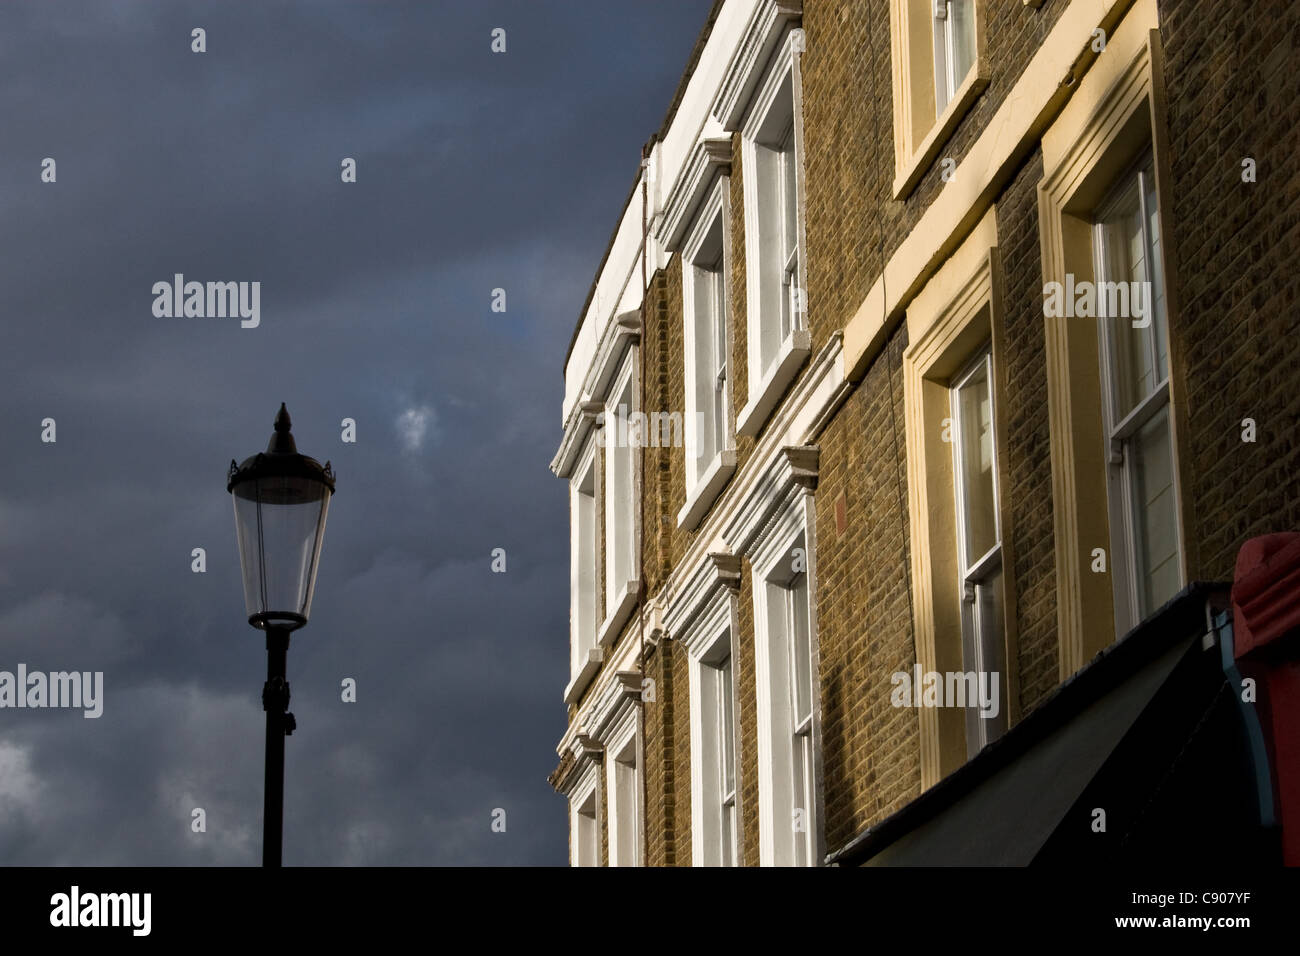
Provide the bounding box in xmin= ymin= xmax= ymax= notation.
xmin=903 ymin=206 xmax=1019 ymax=789
xmin=1037 ymin=14 xmax=1191 ymax=679
xmin=889 ymin=0 xmax=990 ymax=199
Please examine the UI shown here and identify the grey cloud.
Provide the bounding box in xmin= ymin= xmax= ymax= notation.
xmin=0 ymin=0 xmax=709 ymax=864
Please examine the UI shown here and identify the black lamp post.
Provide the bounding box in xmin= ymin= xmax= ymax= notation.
xmin=228 ymin=403 xmax=335 ymax=867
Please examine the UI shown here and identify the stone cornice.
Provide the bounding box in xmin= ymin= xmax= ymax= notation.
xmin=664 ymin=552 xmax=742 ymax=654
xmin=712 ymin=0 xmax=803 ymax=131
xmin=723 ymin=444 xmax=819 ymax=557
xmin=550 ymin=400 xmax=601 ymax=480
xmin=552 ymin=733 xmax=603 ymax=796
xmin=657 ymin=136 xmax=733 ymax=254
xmin=590 ymin=670 xmax=642 ymax=746
xmin=551 ymin=317 xmax=637 ymax=478
xmin=562 ymin=644 xmax=605 ymax=706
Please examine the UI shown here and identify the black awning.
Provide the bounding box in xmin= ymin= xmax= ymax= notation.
xmin=828 ymin=582 xmax=1274 ymax=866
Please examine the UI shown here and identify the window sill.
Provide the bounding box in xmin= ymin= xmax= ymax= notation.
xmin=599 ymin=580 xmax=640 ymax=649
xmin=737 ymin=329 xmax=811 ymax=439
xmin=678 ymin=449 xmax=738 ymax=531
xmin=892 ymin=58 xmax=990 ymax=201
xmin=563 ymin=645 xmax=605 ymax=706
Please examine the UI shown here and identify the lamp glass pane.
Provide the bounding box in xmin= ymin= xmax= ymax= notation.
xmin=232 ymin=493 xmax=264 ymax=621
xmin=232 ymin=474 xmax=330 ymax=625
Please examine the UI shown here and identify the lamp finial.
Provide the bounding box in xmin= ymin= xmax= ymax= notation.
xmin=268 ymin=403 xmax=298 ymax=453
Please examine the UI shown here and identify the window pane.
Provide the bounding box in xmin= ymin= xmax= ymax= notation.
xmin=949 ymin=0 xmax=976 ymax=94
xmin=621 ymin=437 xmax=635 ymax=582
xmin=973 ymin=567 xmax=1003 ymax=675
xmin=781 ymin=125 xmax=798 ymax=260
xmin=791 ymin=733 xmax=813 ymax=866
xmin=955 ymin=358 xmax=998 ymax=568
xmin=960 ymin=562 xmax=1005 ymax=755
xmin=630 ymin=761 xmax=641 ymax=865
xmin=785 ymin=250 xmax=801 ymax=336
xmin=976 ymin=566 xmax=1006 ymax=739
xmin=713 ymin=382 xmax=727 ymax=459
xmin=714 ymin=265 xmax=727 ymax=371
xmin=779 ymin=124 xmax=800 ymax=340
xmin=717 ymin=650 xmax=738 ymax=868
xmin=577 ymin=810 xmax=597 ymax=867
xmin=1132 ymin=405 xmax=1180 ymax=615
xmin=576 ymin=487 xmax=596 ymax=655
xmin=694 ymin=266 xmax=719 ymax=464
xmin=613 ymin=385 xmax=637 ymax=588
xmin=718 ymin=657 xmax=736 ymax=795
xmin=789 ymin=572 xmax=812 ymax=725
xmin=1097 ymin=179 xmax=1159 ymax=418
xmin=713 ymin=267 xmax=728 ymax=454
xmin=791 ymin=730 xmax=806 ymax=845
xmin=1141 ymin=169 xmax=1169 ymax=382
xmin=616 ymin=757 xmax=639 ymax=865
xmin=721 ymin=802 xmax=736 ymax=867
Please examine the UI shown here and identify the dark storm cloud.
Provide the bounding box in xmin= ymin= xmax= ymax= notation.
xmin=0 ymin=1 xmax=710 ymax=864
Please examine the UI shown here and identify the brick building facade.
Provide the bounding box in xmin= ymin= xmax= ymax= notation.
xmin=549 ymin=0 xmax=1300 ymax=865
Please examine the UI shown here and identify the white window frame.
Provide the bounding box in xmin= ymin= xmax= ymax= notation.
xmin=568 ymin=762 xmax=600 ymax=868
xmin=751 ymin=502 xmax=821 ymax=866
xmin=932 ymin=0 xmax=977 ymax=116
xmin=569 ymin=437 xmax=600 ymax=687
xmin=680 ymin=177 xmax=738 ymax=529
xmin=694 ymin=636 xmax=740 ymax=867
xmin=605 ymin=715 xmax=642 ymax=867
xmin=780 ymin=564 xmax=815 ymax=865
xmin=601 ymin=351 xmax=640 ymax=646
xmin=776 ymin=120 xmax=801 ymax=346
xmin=737 ymin=27 xmax=811 ymax=439
xmin=949 ymin=345 xmax=1008 ymax=755
xmin=713 ymin=652 xmax=739 ymax=867
xmin=1094 ymin=152 xmax=1183 ymax=635
xmin=680 ymin=567 xmax=742 ymax=866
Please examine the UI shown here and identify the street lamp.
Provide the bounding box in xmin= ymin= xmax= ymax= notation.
xmin=228 ymin=403 xmax=335 ymax=867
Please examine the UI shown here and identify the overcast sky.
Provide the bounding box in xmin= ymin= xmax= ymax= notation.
xmin=0 ymin=0 xmax=708 ymax=865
